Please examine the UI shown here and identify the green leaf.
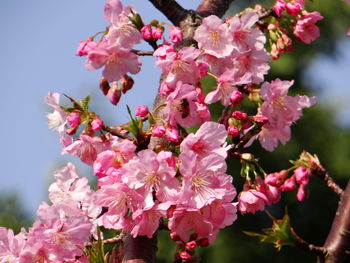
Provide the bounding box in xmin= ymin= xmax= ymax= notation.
xmin=244 ymin=211 xmax=296 ymax=251
xmin=87 ymin=227 xmax=106 ymax=263
xmin=81 ymin=95 xmax=91 ymax=111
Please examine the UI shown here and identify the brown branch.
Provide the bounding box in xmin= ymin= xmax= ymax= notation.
xmin=196 ymin=0 xmax=234 ymax=18
xmin=147 ymin=0 xmax=189 ymax=26
xmin=318 ymin=180 xmax=350 ymax=263
xmin=291 ymin=228 xmax=328 ymax=258
xmin=122 ymin=232 xmax=158 ymax=263
xmin=131 ymin=49 xmax=154 ymax=56
xmin=314 ymin=166 xmax=344 ymax=196
xmin=102 ymin=125 xmax=131 ymax=140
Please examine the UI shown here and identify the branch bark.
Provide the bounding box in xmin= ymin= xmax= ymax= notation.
xmin=318 ymin=180 xmax=350 ymax=263
xmin=147 ymin=0 xmax=188 ymax=26
xmin=196 ymin=0 xmax=234 ymax=17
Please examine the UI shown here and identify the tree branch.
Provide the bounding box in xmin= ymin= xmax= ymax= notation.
xmin=318 ymin=180 xmax=350 ymax=263
xmin=196 ymin=0 xmax=234 ymax=18
xmin=122 ymin=233 xmax=158 ymax=263
xmin=314 ymin=166 xmax=344 ymax=196
xmin=147 ymin=0 xmax=188 ymax=26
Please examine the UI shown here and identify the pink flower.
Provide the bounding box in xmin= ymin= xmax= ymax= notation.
xmin=194 ymin=15 xmax=233 ymax=58
xmin=260 ymin=78 xmax=317 ymax=127
xmin=76 ymin=38 xmax=97 ymax=56
xmin=180 ymin=121 xmax=229 ymax=159
xmin=179 ymin=152 xmax=234 ymax=209
xmin=44 ymin=92 xmax=67 ymax=133
xmin=228 ymin=12 xmax=266 ymax=51
xmin=121 ymin=149 xmax=181 ymax=204
xmin=155 ymin=47 xmax=201 ymax=88
xmin=294 ymin=11 xmax=323 ymax=44
xmin=185 ymin=241 xmax=197 ymax=251
xmin=228 ymin=126 xmax=240 ymax=137
xmin=152 ymin=28 xmax=163 ymax=40
xmin=230 ymin=90 xmax=244 ymax=105
xmin=286 ymin=2 xmax=301 ymax=16
xmin=297 ymin=184 xmax=307 ymax=201
xmin=273 ymin=0 xmax=286 ymax=17
xmin=104 ymin=0 xmax=123 ymax=25
xmin=258 ymin=124 xmax=291 ymax=152
xmin=91 ymin=115 xmax=104 ymax=131
xmin=85 ymin=41 xmax=141 ymax=82
xmin=135 ymin=105 xmax=149 ymax=117
xmin=180 ymin=251 xmax=192 ymax=260
xmin=141 ymin=25 xmax=152 ymax=40
xmin=281 ymin=176 xmax=296 ymax=191
xmin=67 ymin=112 xmax=81 ymax=128
xmin=0 ymin=227 xmax=26 ymax=262
xmin=169 ymin=26 xmax=183 ymax=45
xmin=164 ymin=82 xmax=207 ymax=128
xmin=238 ymin=189 xmax=267 ymax=214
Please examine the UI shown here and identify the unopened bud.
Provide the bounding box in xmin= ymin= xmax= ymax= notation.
xmin=281 ymin=177 xmax=296 ymax=192
xmin=228 ymin=126 xmax=240 ymax=137
xmin=197 ymin=238 xmax=209 ymax=248
xmin=152 ymin=126 xmax=166 ymax=137
xmin=230 ymin=90 xmax=244 ymax=106
xmin=185 ymin=241 xmax=197 ymax=251
xmin=180 ymin=251 xmax=192 ymax=261
xmin=241 ymin=153 xmax=255 ymax=162
xmin=120 ymin=75 xmax=134 ymax=94
xmin=170 ymin=232 xmax=181 ymax=242
xmin=67 ymin=112 xmax=81 ymax=128
xmin=297 ymin=184 xmax=307 ymax=202
xmin=232 ymin=110 xmax=248 ymax=120
xmin=91 ymin=115 xmax=104 ymax=131
xmin=100 ymin=76 xmax=110 ymax=95
xmin=135 ymin=105 xmax=149 ymax=117
xmin=107 ymin=83 xmax=122 ymax=105
xmin=66 ymin=125 xmax=79 ymax=135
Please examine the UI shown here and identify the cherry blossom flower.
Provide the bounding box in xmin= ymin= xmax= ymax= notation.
xmin=294 ymin=11 xmax=323 ymax=44
xmin=194 ymin=15 xmax=233 ymax=58
xmin=169 ymin=26 xmax=183 ymax=45
xmin=0 ymin=227 xmax=26 ymax=262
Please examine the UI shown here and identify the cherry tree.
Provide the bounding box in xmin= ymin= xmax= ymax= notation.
xmin=1 ymin=0 xmax=349 ymax=262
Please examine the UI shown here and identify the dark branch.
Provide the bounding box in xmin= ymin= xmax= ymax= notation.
xmin=102 ymin=125 xmax=131 ymax=140
xmin=314 ymin=166 xmax=344 ymax=196
xmin=131 ymin=49 xmax=154 ymax=56
xmin=291 ymin=228 xmax=328 ymax=258
xmin=196 ymin=0 xmax=234 ymax=18
xmin=319 ymin=180 xmax=350 ymax=263
xmin=122 ymin=232 xmax=158 ymax=263
xmin=147 ymin=0 xmax=188 ymax=26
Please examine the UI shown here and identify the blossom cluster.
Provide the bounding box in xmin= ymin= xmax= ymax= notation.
xmin=0 ymin=0 xmax=325 ymax=261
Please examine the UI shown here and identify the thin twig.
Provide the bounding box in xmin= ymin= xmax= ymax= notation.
xmin=102 ymin=125 xmax=131 ymax=140
xmin=314 ymin=166 xmax=344 ymax=196
xmin=131 ymin=49 xmax=154 ymax=56
xmin=291 ymin=228 xmax=328 ymax=257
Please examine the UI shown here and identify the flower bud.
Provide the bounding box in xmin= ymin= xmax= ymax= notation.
xmin=152 ymin=28 xmax=163 ymax=40
xmin=197 ymin=238 xmax=210 ymax=248
xmin=170 ymin=232 xmax=181 ymax=242
xmin=273 ymin=0 xmax=286 ymax=17
xmin=107 ymin=84 xmax=122 ymax=105
xmin=120 ymin=75 xmax=134 ymax=94
xmin=135 ymin=105 xmax=149 ymax=117
xmin=294 ymin=166 xmax=311 ymax=185
xmin=76 ymin=37 xmax=96 ymax=56
xmin=91 ymin=115 xmax=104 ymax=131
xmin=228 ymin=126 xmax=240 ymax=138
xmin=286 ymin=2 xmax=301 ymax=16
xmin=232 ymin=110 xmax=248 ymax=120
xmin=297 ymin=184 xmax=307 ymax=201
xmin=230 ymin=90 xmax=244 ymax=106
xmin=185 ymin=241 xmax=197 ymax=251
xmin=141 ymin=25 xmax=152 ymax=40
xmin=180 ymin=251 xmax=192 ymax=261
xmin=100 ymin=76 xmax=110 ymax=95
xmin=281 ymin=177 xmax=296 ymax=192
xmin=67 ymin=112 xmax=81 ymax=128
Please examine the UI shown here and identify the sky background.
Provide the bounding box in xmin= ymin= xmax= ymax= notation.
xmin=0 ymin=0 xmax=349 ymax=218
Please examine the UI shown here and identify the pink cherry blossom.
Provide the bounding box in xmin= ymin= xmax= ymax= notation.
xmin=164 ymin=82 xmax=208 ymax=128
xmin=228 ymin=12 xmax=266 ymax=51
xmin=178 ymin=152 xmax=233 ymax=209
xmin=286 ymin=2 xmax=301 ymax=16
xmin=180 ymin=121 xmax=228 ymax=159
xmin=194 ymin=15 xmax=233 ymax=58
xmin=121 ymin=149 xmax=181 ymax=204
xmin=104 ymin=0 xmax=123 ymax=25
xmin=76 ymin=38 xmax=97 ymax=56
xmin=45 ymin=92 xmax=67 ymax=133
xmin=152 ymin=28 xmax=163 ymax=40
xmin=294 ymin=165 xmax=312 ymax=185
xmin=297 ymin=184 xmax=307 ymax=201
xmin=294 ymin=11 xmax=323 ymax=44
xmin=196 ymin=53 xmax=233 ymax=76
xmin=273 ymin=0 xmax=286 ymax=17
xmin=152 ymin=125 xmax=166 ymax=137
xmin=258 ymin=124 xmax=291 ymax=152
xmin=85 ymin=41 xmax=141 ymax=82
xmin=0 ymin=227 xmax=26 ymax=262
xmin=238 ymin=189 xmax=268 ymax=214
xmin=141 ymin=25 xmax=152 ymax=40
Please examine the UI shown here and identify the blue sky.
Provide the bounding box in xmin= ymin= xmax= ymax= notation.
xmin=0 ymin=0 xmax=348 ymax=217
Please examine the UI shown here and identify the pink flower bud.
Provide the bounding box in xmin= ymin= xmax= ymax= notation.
xmin=286 ymin=2 xmax=301 ymax=16
xmin=297 ymin=184 xmax=307 ymax=201
xmin=228 ymin=126 xmax=240 ymax=137
xmin=120 ymin=75 xmax=134 ymax=94
xmin=197 ymin=238 xmax=210 ymax=248
xmin=159 ymin=82 xmax=174 ymax=96
xmin=135 ymin=105 xmax=149 ymax=117
xmin=99 ymin=76 xmax=110 ymax=95
xmin=185 ymin=241 xmax=197 ymax=251
xmin=230 ymin=90 xmax=244 ymax=105
xmin=281 ymin=176 xmax=296 ymax=192
xmin=294 ymin=166 xmax=311 ymax=185
xmin=152 ymin=28 xmax=163 ymax=40
xmin=107 ymin=84 xmax=122 ymax=105
xmin=169 ymin=26 xmax=183 ymax=45
xmin=170 ymin=232 xmax=181 ymax=241
xmin=265 ymin=170 xmax=287 ymax=187
xmin=67 ymin=112 xmax=81 ymax=128
xmin=232 ymin=110 xmax=248 ymax=120
xmin=180 ymin=251 xmax=192 ymax=261
xmin=166 ymin=127 xmax=179 ymax=142
xmin=273 ymin=0 xmax=286 ymax=17
xmin=91 ymin=115 xmax=104 ymax=131
xmin=152 ymin=125 xmax=166 ymax=137
xmin=141 ymin=25 xmax=152 ymax=40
